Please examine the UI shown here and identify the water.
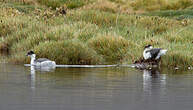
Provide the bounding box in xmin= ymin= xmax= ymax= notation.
xmin=0 ymin=63 xmax=193 ymax=110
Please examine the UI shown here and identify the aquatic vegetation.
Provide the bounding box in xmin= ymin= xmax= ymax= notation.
xmin=32 ymin=40 xmax=104 ymax=65
xmin=0 ymin=0 xmax=193 ymax=68
xmin=88 ymin=35 xmax=129 ymax=63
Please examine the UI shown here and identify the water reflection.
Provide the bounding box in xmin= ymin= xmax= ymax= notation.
xmin=0 ymin=64 xmax=193 ymax=110
xmin=30 ymin=66 xmax=36 ymax=89
xmin=143 ymin=69 xmax=166 ymax=96
xmin=29 ymin=66 xmax=56 ymax=89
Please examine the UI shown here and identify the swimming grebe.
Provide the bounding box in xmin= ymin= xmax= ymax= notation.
xmin=143 ymin=45 xmax=167 ymax=60
xmin=26 ymin=51 xmax=56 ymax=67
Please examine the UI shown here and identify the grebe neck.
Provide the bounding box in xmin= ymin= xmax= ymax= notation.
xmin=30 ymin=54 xmax=36 ymax=65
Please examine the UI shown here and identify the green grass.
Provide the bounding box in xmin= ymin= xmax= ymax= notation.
xmin=37 ymin=0 xmax=93 ymax=9
xmin=144 ymin=8 xmax=193 ymax=16
xmin=88 ymin=35 xmax=129 ymax=63
xmin=130 ymin=0 xmax=193 ymax=11
xmin=0 ymin=0 xmax=193 ymax=68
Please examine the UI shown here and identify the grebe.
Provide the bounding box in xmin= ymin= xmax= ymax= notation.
xmin=143 ymin=45 xmax=167 ymax=60
xmin=26 ymin=51 xmax=56 ymax=67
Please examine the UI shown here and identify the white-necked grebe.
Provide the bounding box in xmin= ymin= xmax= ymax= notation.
xmin=143 ymin=45 xmax=167 ymax=60
xmin=26 ymin=51 xmax=56 ymax=67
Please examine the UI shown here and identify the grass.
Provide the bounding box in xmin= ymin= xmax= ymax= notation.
xmin=88 ymin=35 xmax=129 ymax=63
xmin=0 ymin=0 xmax=193 ymax=68
xmin=130 ymin=0 xmax=193 ymax=11
xmin=37 ymin=0 xmax=93 ymax=9
xmin=144 ymin=8 xmax=193 ymax=19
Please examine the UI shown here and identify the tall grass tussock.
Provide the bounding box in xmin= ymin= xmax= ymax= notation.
xmin=0 ymin=0 xmax=193 ymax=68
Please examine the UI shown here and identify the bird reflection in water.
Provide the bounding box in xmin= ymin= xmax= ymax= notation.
xmin=143 ymin=69 xmax=166 ymax=96
xmin=30 ymin=66 xmax=56 ymax=89
xmin=30 ymin=66 xmax=36 ymax=89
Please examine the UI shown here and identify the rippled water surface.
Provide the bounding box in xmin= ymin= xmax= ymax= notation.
xmin=0 ymin=64 xmax=193 ymax=110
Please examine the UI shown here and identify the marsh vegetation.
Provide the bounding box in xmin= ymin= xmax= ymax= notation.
xmin=0 ymin=0 xmax=192 ymax=68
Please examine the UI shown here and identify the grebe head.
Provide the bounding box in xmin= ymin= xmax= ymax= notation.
xmin=26 ymin=51 xmax=36 ymax=58
xmin=144 ymin=44 xmax=153 ymax=50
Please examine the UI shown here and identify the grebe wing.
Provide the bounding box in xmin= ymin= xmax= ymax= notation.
xmin=35 ymin=58 xmax=51 ymax=63
xmin=147 ymin=48 xmax=161 ymax=59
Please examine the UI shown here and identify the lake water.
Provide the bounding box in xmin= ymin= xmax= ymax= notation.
xmin=0 ymin=63 xmax=193 ymax=110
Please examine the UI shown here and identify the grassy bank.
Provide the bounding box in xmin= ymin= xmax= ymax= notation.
xmin=0 ymin=0 xmax=193 ymax=68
